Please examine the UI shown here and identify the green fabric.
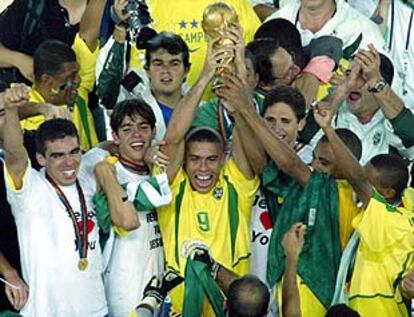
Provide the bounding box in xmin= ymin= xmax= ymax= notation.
xmin=0 ymin=312 xmax=23 ymax=317
xmin=96 ymin=41 xmax=125 ymax=109
xmin=75 ymin=95 xmax=93 ymax=149
xmin=389 ymin=107 xmax=414 ymax=148
xmin=174 ymin=180 xmax=187 ymax=268
xmin=263 ymin=162 xmax=341 ymax=308
xmin=224 ymin=175 xmax=239 ymax=264
xmin=93 ymin=178 xmax=165 ymax=249
xmin=343 ymin=34 xmax=363 ymax=60
xmin=182 ymin=259 xmax=225 ymax=317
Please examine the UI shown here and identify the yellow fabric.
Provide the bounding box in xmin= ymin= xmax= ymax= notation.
xmin=131 ymin=0 xmax=260 ymax=96
xmin=157 ymin=158 xmax=259 ymax=315
xmin=22 ymin=34 xmax=99 ymax=151
xmin=348 ymin=191 xmax=414 ymax=317
xmin=277 ymin=276 xmax=326 ymax=317
xmin=316 ymin=58 xmax=350 ymax=101
xmin=337 ymin=179 xmax=361 ymax=250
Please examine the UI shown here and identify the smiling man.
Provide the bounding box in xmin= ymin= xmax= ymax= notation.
xmin=79 ymin=98 xmax=171 ymax=317
xmin=2 ymin=84 xmax=107 ymax=317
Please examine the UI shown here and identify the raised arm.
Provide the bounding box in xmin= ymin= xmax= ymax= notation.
xmin=3 ymin=84 xmax=30 ymax=189
xmin=282 ymin=223 xmax=306 ymax=317
xmin=163 ymin=39 xmax=233 ymax=181
xmin=95 ymin=160 xmax=140 ymax=231
xmin=313 ymin=106 xmax=371 ymax=207
xmin=79 ymin=0 xmax=107 ymax=51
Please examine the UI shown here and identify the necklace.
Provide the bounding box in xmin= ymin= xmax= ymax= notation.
xmin=46 ymin=174 xmax=89 ymax=271
xmin=117 ymin=155 xmax=150 ymax=174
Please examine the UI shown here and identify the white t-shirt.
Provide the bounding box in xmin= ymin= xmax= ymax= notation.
xmin=266 ymin=0 xmax=385 ymax=51
xmin=80 ymin=148 xmax=165 ymax=317
xmin=5 ymin=163 xmax=107 ymax=317
xmin=347 ymin=0 xmax=414 ymax=110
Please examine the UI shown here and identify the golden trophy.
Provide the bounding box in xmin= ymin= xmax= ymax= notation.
xmin=201 ymin=1 xmax=239 ymax=89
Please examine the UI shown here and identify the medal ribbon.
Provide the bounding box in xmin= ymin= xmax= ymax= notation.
xmin=46 ymin=174 xmax=88 ymax=262
xmin=117 ymin=155 xmax=150 ymax=174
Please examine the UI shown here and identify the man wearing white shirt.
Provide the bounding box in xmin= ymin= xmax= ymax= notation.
xmin=2 ymin=84 xmax=108 ymax=317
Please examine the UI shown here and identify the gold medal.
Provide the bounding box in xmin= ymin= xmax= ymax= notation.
xmin=78 ymin=258 xmax=88 ymax=271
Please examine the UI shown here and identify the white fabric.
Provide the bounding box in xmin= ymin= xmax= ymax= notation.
xmin=5 ymin=163 xmax=107 ymax=317
xmin=249 ymin=0 xmax=274 ymax=7
xmin=80 ymin=148 xmax=165 ymax=317
xmin=348 ymin=0 xmax=414 ymax=110
xmin=266 ymin=0 xmax=385 ymax=51
xmin=308 ymin=103 xmax=414 ymax=165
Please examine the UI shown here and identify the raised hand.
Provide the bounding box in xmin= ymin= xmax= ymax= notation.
xmin=282 ymin=222 xmax=306 ymax=262
xmin=4 ymin=84 xmax=30 ymax=110
xmin=313 ymin=104 xmax=334 ymax=130
xmin=353 ymin=44 xmax=381 ymax=86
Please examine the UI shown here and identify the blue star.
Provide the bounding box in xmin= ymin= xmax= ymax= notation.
xmin=191 ymin=19 xmax=198 ymax=28
xmin=179 ymin=20 xmax=187 ymax=29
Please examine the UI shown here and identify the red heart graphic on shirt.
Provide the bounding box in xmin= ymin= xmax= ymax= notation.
xmin=77 ymin=219 xmax=95 ymax=235
xmin=259 ymin=211 xmax=272 ymax=230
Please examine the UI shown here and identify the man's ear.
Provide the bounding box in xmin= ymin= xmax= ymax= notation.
xmin=382 ymin=187 xmax=397 ymax=201
xmin=298 ymin=117 xmax=306 ymax=132
xmin=112 ymin=131 xmax=120 ymax=145
xmin=41 ymin=73 xmax=54 ymax=89
xmin=36 ymin=153 xmax=46 ymax=167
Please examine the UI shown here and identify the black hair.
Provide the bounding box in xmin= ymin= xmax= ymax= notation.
xmin=35 ymin=119 xmax=79 ymax=155
xmin=228 ymin=275 xmax=270 ymax=317
xmin=379 ymin=53 xmax=394 ymax=85
xmin=254 ymin=18 xmax=308 ymax=70
xmin=245 ymin=47 xmax=258 ymax=74
xmin=326 ymin=304 xmax=360 ymax=317
xmin=0 ymin=80 xmax=9 ymax=93
xmin=370 ymin=154 xmax=408 ymax=199
xmin=185 ymin=126 xmax=225 ymax=152
xmin=319 ymin=128 xmax=362 ymax=161
xmin=145 ymin=32 xmax=191 ymax=70
xmin=246 ymin=38 xmax=281 ymax=86
xmin=33 ymin=40 xmax=77 ymax=83
xmin=263 ymin=85 xmax=306 ymax=122
xmin=110 ymin=98 xmax=156 ymax=132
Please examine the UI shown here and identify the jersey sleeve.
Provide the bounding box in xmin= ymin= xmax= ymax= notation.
xmin=72 ymin=33 xmax=100 ymax=94
xmin=224 ymin=158 xmax=259 ymax=197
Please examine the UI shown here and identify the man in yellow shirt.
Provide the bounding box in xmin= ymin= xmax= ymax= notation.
xmin=21 ymin=0 xmax=107 ymax=151
xmin=155 ymin=38 xmax=261 ymax=315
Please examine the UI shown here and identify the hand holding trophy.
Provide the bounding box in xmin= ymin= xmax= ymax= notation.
xmin=201 ymin=1 xmax=239 ymax=89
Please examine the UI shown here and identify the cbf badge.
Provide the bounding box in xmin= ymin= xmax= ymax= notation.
xmin=373 ymin=132 xmax=382 ymax=146
xmin=213 ymin=187 xmax=223 ymax=200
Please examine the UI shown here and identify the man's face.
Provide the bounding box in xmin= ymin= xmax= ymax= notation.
xmin=36 ymin=136 xmax=81 ymax=186
xmin=184 ymin=141 xmax=225 ymax=193
xmin=146 ymin=48 xmax=188 ymax=97
xmin=345 ymin=62 xmax=380 ymax=118
xmin=113 ymin=114 xmax=155 ymax=163
xmin=264 ymin=102 xmax=302 ymax=148
xmin=269 ymin=47 xmax=300 ymax=87
xmin=311 ymin=141 xmax=341 ymax=178
xmin=46 ymin=62 xmax=80 ymax=106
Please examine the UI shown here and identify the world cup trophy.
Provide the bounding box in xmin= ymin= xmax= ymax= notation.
xmin=201 ymin=1 xmax=239 ymax=89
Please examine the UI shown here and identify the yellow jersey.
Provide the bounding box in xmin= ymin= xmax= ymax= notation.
xmin=348 ymin=190 xmax=414 ymax=317
xmin=157 ymin=158 xmax=259 ymax=315
xmin=130 ymin=0 xmax=260 ymax=88
xmin=23 ymin=34 xmax=99 ymax=151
